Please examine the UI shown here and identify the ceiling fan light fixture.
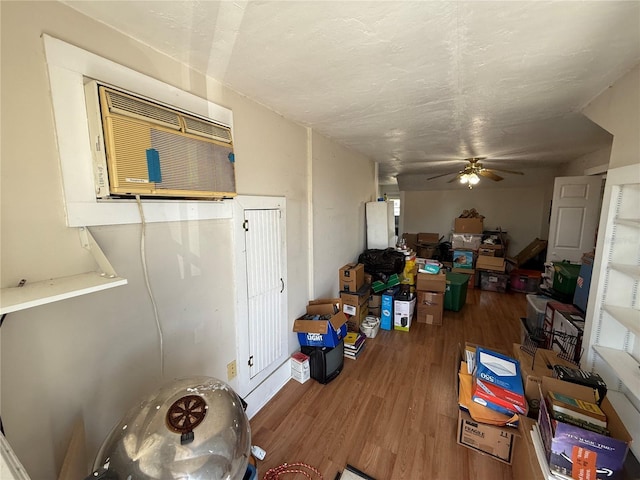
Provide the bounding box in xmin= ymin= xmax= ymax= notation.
xmin=469 ymin=173 xmax=480 ymax=185
xmin=459 ymin=174 xmax=469 ymax=184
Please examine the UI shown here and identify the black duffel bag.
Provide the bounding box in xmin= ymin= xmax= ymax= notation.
xmin=358 ymin=248 xmax=406 ymax=275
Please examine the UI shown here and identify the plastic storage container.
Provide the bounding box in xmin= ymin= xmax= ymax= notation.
xmin=510 ymin=269 xmax=542 ymax=293
xmin=526 ymin=294 xmax=552 ymax=332
xmin=444 ymin=272 xmax=469 ymax=311
xmin=479 ymin=271 xmax=509 ymax=292
xmin=552 ymin=262 xmax=581 ymax=296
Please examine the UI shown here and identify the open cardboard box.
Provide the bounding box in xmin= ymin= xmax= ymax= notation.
xmin=476 ymin=255 xmax=506 ymax=272
xmin=293 ymin=298 xmax=348 ymax=347
xmin=456 ymin=343 xmax=520 ymax=465
xmin=538 ymin=377 xmax=632 ymax=480
xmin=511 ymin=343 xmax=577 ymax=415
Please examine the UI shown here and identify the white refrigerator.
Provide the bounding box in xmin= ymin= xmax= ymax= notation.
xmin=366 ymin=201 xmax=396 ymax=249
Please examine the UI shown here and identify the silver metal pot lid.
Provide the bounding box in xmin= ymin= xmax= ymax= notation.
xmin=90 ymin=376 xmax=251 ymax=480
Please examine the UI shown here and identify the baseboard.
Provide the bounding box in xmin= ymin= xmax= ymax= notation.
xmin=244 ymin=361 xmax=292 ymax=419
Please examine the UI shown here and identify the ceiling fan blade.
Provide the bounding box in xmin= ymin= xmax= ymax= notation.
xmin=485 ymin=167 xmax=524 ymax=175
xmin=447 ymin=174 xmax=462 ymax=183
xmin=427 ymin=171 xmax=459 ymax=181
xmin=478 ymin=170 xmax=504 ymax=181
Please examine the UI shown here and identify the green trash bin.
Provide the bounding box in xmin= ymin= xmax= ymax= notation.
xmin=552 ymin=262 xmax=581 ymax=296
xmin=444 ymin=272 xmax=469 ymax=311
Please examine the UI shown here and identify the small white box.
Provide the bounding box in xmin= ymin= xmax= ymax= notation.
xmin=291 ymin=352 xmax=310 ymax=384
xmin=393 ymin=296 xmax=416 ymax=332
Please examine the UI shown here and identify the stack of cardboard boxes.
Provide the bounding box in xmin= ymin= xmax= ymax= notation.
xmin=451 ymin=216 xmax=483 ymax=287
xmin=338 ymin=263 xmax=370 ymax=333
xmin=415 ymin=269 xmax=446 ymax=325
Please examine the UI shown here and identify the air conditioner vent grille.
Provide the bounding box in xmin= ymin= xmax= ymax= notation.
xmin=151 ymin=129 xmax=235 ymax=194
xmin=184 ymin=116 xmax=232 ymax=144
xmin=106 ymin=89 xmax=182 ymax=130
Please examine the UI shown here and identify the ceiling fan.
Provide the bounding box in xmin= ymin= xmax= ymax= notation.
xmin=426 ymin=157 xmax=524 ymax=189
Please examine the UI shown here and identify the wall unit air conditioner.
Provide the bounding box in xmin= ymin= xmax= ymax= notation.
xmin=84 ymin=81 xmax=236 ymax=200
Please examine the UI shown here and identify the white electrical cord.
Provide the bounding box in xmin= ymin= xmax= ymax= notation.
xmin=136 ymin=195 xmax=165 ymax=380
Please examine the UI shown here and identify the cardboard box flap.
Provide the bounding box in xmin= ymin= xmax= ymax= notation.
xmin=306 ymin=299 xmax=340 ymax=315
xmin=476 ymin=255 xmax=506 ymax=272
xmin=292 ymin=319 xmax=331 ymax=334
xmin=292 ymin=311 xmax=348 ymax=334
xmin=417 ymin=232 xmax=440 ymax=244
xmin=308 ymin=297 xmax=341 ymax=307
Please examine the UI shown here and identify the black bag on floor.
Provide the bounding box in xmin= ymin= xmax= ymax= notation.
xmin=358 ymin=248 xmax=406 ymax=275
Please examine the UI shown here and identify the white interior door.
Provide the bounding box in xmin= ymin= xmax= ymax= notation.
xmin=546 ymin=176 xmax=604 ymax=263
xmin=233 ymin=196 xmax=288 ymax=398
xmin=243 ymin=209 xmax=286 ymax=379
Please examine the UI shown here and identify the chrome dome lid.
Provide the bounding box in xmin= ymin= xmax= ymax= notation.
xmin=92 ymin=376 xmax=251 ymax=480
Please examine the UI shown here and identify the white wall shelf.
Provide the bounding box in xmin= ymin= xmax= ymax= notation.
xmin=615 ymin=218 xmax=640 ymax=228
xmin=0 ymin=273 xmax=127 ymax=315
xmin=583 ymin=163 xmax=640 ymax=459
xmin=0 ymin=227 xmax=127 ymax=315
xmin=592 ymin=345 xmax=640 ymax=394
xmin=610 ymin=263 xmax=640 ymax=280
xmin=603 ymin=305 xmax=640 ymax=336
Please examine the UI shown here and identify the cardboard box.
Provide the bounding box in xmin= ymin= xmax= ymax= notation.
xmin=402 ymin=233 xmax=418 ymax=251
xmin=368 ymin=294 xmax=381 ymax=309
xmin=343 ymin=303 xmax=369 ymax=332
xmin=508 ymin=238 xmax=547 ymax=268
xmin=511 ymin=343 xmax=576 ymax=414
xmin=451 ymin=233 xmax=483 ymax=250
xmin=416 ymin=291 xmax=444 ymax=325
xmin=457 ymin=409 xmax=518 ymax=465
xmin=393 ymin=296 xmax=416 ymax=332
xmin=293 ymin=299 xmax=348 ymax=348
xmin=454 ymin=217 xmax=484 ymax=233
xmin=340 ymin=283 xmax=370 ymax=309
xmin=478 ymin=244 xmax=505 ymax=257
xmin=512 ymin=417 xmax=546 ymax=480
xmin=416 ymin=271 xmax=446 ymax=292
xmin=453 ymin=250 xmax=474 ymax=269
xmin=476 ymin=255 xmax=506 ymax=273
xmin=291 ymin=352 xmax=310 ymax=384
xmin=417 ymin=232 xmax=440 ymax=244
xmin=451 ymin=267 xmax=476 ymax=276
xmin=417 ymin=244 xmax=438 ymax=259
xmin=339 ymin=263 xmax=365 ymax=292
xmin=538 ymin=377 xmax=632 ymax=480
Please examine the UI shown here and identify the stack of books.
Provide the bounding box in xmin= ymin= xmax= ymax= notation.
xmin=343 ymin=332 xmax=366 ymax=359
xmin=547 ymin=390 xmax=608 ymax=435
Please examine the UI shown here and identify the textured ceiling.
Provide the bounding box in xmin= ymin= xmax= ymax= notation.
xmin=62 ymin=1 xmax=640 ymax=187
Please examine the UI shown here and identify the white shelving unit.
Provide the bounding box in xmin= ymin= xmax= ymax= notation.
xmin=583 ymin=163 xmax=640 ymax=459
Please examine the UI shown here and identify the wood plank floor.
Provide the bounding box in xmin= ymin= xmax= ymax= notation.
xmin=249 ymin=287 xmax=527 ymax=479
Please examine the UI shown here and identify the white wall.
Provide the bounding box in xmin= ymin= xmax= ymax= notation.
xmin=582 ymin=64 xmax=640 ymax=170
xmin=311 ymin=131 xmax=376 ymax=298
xmin=399 ymin=167 xmax=560 ymax=256
xmin=0 ymin=2 xmax=375 ymax=479
xmin=560 ymin=147 xmax=611 ymax=176
xmin=402 ymin=185 xmax=552 ymax=257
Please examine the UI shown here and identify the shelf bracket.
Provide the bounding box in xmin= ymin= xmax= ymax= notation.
xmin=78 ymin=227 xmax=118 ymax=278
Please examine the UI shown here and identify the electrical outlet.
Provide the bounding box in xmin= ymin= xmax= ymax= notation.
xmin=227 ymin=360 xmax=237 ymax=380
